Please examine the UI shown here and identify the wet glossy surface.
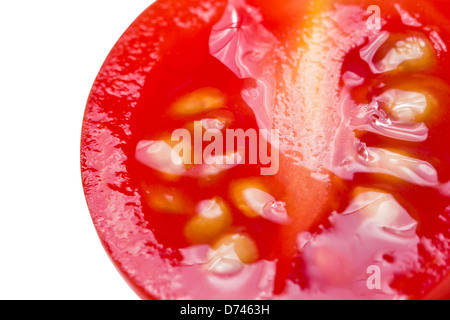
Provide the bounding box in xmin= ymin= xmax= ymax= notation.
xmin=81 ymin=0 xmax=450 ymax=299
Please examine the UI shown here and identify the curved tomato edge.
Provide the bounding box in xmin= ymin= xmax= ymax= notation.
xmin=80 ymin=4 xmax=154 ymax=301
xmin=80 ymin=0 xmax=228 ymax=300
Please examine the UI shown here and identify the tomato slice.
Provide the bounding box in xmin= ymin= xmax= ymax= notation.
xmin=81 ymin=0 xmax=450 ymax=299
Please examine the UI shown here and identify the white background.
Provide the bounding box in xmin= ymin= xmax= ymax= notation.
xmin=0 ymin=0 xmax=156 ymax=300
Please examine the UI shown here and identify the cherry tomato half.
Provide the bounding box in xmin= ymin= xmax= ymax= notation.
xmin=81 ymin=0 xmax=450 ymax=299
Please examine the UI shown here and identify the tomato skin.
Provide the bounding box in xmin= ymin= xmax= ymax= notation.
xmin=82 ymin=0 xmax=450 ymax=299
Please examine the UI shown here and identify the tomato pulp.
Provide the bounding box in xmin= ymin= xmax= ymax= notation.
xmin=81 ymin=0 xmax=450 ymax=299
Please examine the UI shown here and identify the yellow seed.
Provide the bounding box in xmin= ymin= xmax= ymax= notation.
xmin=184 ymin=198 xmax=232 ymax=244
xmin=142 ymin=184 xmax=190 ymax=215
xmin=184 ymin=111 xmax=235 ymax=133
xmin=377 ymin=89 xmax=432 ymax=123
xmin=230 ymin=178 xmax=275 ymax=218
xmin=211 ymin=233 xmax=259 ymax=265
xmin=170 ymin=88 xmax=226 ymax=116
xmin=375 ymin=33 xmax=435 ymax=73
xmin=349 ymin=186 xmax=419 ymax=224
